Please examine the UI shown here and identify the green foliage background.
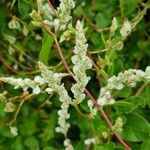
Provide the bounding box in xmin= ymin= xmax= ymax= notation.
xmin=0 ymin=0 xmax=150 ymax=149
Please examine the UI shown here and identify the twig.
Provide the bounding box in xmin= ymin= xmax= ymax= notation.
xmin=134 ymin=83 xmax=148 ymax=96
xmin=44 ymin=25 xmax=73 ymax=75
xmin=73 ymin=104 xmax=92 ymax=119
xmin=0 ymin=50 xmax=18 ymax=74
xmin=47 ymin=0 xmax=57 ymax=16
xmin=9 ymin=93 xmax=34 ymax=126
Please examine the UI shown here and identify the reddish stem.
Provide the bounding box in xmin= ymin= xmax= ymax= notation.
xmin=85 ymin=89 xmax=131 ymax=150
xmin=47 ymin=0 xmax=57 ymax=16
xmin=44 ymin=26 xmax=131 ymax=150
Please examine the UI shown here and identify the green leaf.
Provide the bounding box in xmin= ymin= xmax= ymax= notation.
xmin=3 ymin=32 xmax=16 ymax=44
xmin=126 ymin=96 xmax=144 ymax=107
xmin=114 ymin=96 xmax=144 ymax=114
xmin=140 ymin=86 xmax=150 ymax=108
xmin=92 ymin=115 xmax=107 ymax=132
xmin=90 ymin=3 xmax=105 ymax=11
xmin=19 ymin=118 xmax=37 ymax=135
xmin=18 ymin=0 xmax=31 ymax=19
xmin=11 ymin=137 xmax=24 ymax=150
xmin=73 ymin=5 xmax=83 ymax=17
xmin=113 ymin=101 xmax=134 ymax=114
xmin=116 ymin=87 xmax=131 ymax=98
xmin=97 ymin=142 xmax=116 ymax=150
xmin=122 ymin=113 xmax=150 ymax=142
xmin=40 ymin=111 xmax=57 ymax=141
xmin=24 ymin=136 xmax=39 ymax=149
xmin=43 ymin=147 xmax=56 ymax=150
xmin=90 ymin=32 xmax=104 ymax=48
xmin=0 ymin=7 xmax=6 ymax=30
xmin=74 ymin=141 xmax=86 ymax=150
xmin=122 ymin=126 xmax=140 ymax=142
xmin=141 ymin=138 xmax=150 ymax=150
xmin=0 ymin=103 xmax=5 ymax=111
xmin=120 ymin=0 xmax=138 ymax=16
xmin=127 ymin=113 xmax=150 ymax=134
xmin=39 ymin=31 xmax=53 ymax=65
xmin=95 ymin=13 xmax=110 ymax=28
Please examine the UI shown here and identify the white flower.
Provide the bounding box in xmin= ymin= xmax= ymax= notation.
xmin=29 ymin=10 xmax=42 ymax=22
xmin=4 ymin=102 xmax=16 ymax=113
xmin=56 ymin=102 xmax=70 ymax=135
xmin=53 ymin=19 xmax=60 ymax=30
xmin=45 ymin=87 xmax=54 ymax=94
xmin=38 ymin=62 xmax=71 ymax=135
xmin=87 ymin=100 xmax=97 ymax=116
xmin=112 ymin=117 xmax=123 ymax=133
xmin=120 ymin=19 xmax=131 ymax=38
xmin=110 ymin=17 xmax=118 ymax=34
xmin=37 ymin=0 xmax=53 ymax=21
xmin=107 ymin=98 xmax=115 ymax=105
xmin=8 ymin=17 xmax=21 ymax=30
xmin=34 ymin=76 xmax=45 ymax=85
xmin=64 ymin=138 xmax=70 ymax=147
xmin=43 ymin=20 xmax=52 ymax=26
xmin=144 ymin=66 xmax=150 ymax=81
xmin=64 ymin=138 xmax=74 ymax=150
xmin=116 ymin=41 xmax=124 ymax=51
xmin=118 ymin=69 xmax=145 ymax=85
xmin=71 ymin=21 xmax=92 ymax=104
xmin=58 ymin=0 xmax=75 ymax=22
xmin=32 ymin=85 xmax=40 ymax=94
xmin=0 ymin=76 xmax=45 ymax=95
xmin=34 ymin=0 xmax=75 ymax=31
xmin=84 ymin=137 xmax=96 ymax=145
xmin=97 ymin=97 xmax=107 ymax=106
xmin=97 ymin=88 xmax=114 ymax=106
xmin=10 ymin=126 xmax=18 ymax=136
xmin=136 ymin=70 xmax=145 ymax=80
xmin=107 ymin=75 xmax=124 ymax=90
xmin=97 ymin=87 xmax=115 ymax=106
xmin=87 ymin=100 xmax=94 ymax=108
xmin=97 ymin=67 xmax=150 ymax=106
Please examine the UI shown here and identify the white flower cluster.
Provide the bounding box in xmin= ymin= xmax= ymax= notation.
xmin=87 ymin=100 xmax=97 ymax=117
xmin=31 ymin=0 xmax=75 ymax=30
xmin=71 ymin=21 xmax=92 ymax=104
xmin=4 ymin=101 xmax=16 ymax=113
xmin=0 ymin=76 xmax=45 ymax=94
xmin=110 ymin=17 xmax=118 ymax=36
xmin=64 ymin=138 xmax=74 ymax=150
xmin=84 ymin=137 xmax=96 ymax=145
xmin=0 ymin=21 xmax=93 ymax=147
xmin=38 ymin=62 xmax=71 ymax=136
xmin=10 ymin=126 xmax=18 ymax=136
xmin=37 ymin=0 xmax=54 ymax=25
xmin=120 ymin=19 xmax=132 ymax=38
xmin=56 ymin=0 xmax=75 ymax=30
xmin=98 ymin=88 xmax=115 ymax=106
xmin=98 ymin=66 xmax=150 ymax=106
xmin=55 ymin=102 xmax=70 ymax=135
xmin=112 ymin=117 xmax=123 ymax=133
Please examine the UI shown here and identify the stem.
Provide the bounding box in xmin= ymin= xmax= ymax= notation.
xmin=44 ymin=25 xmax=73 ymax=75
xmin=85 ymin=90 xmax=131 ymax=150
xmin=47 ymin=0 xmax=57 ymax=16
xmin=43 ymin=25 xmax=131 ymax=150
xmin=9 ymin=93 xmax=34 ymax=126
xmin=134 ymin=83 xmax=148 ymax=96
xmin=73 ymin=104 xmax=91 ymax=119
